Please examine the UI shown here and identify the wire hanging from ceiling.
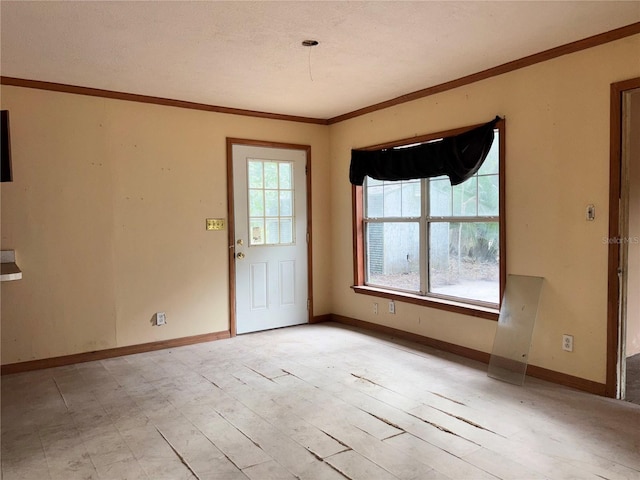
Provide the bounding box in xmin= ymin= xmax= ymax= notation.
xmin=302 ymin=40 xmax=319 ymax=82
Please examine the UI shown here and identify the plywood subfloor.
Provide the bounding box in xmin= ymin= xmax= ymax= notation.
xmin=2 ymin=322 xmax=639 ymax=480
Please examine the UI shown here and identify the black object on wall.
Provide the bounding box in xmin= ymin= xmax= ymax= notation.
xmin=1 ymin=110 xmax=12 ymax=182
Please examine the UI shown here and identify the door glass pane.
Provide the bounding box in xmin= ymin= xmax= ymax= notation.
xmin=279 ymin=163 xmax=292 ymax=189
xmin=280 ymin=190 xmax=292 ymax=216
xmin=429 ymin=222 xmax=499 ymax=304
xmin=249 ymin=190 xmax=264 ymax=217
xmin=265 ymin=218 xmax=279 ymax=244
xmin=366 ymin=222 xmax=420 ymax=292
xmin=250 ymin=218 xmax=264 ymax=245
xmin=248 ymin=161 xmax=263 ymax=188
xmin=247 ymin=159 xmax=295 ymax=246
xmin=264 ymin=162 xmax=278 ymax=188
xmin=265 ymin=190 xmax=279 ymax=216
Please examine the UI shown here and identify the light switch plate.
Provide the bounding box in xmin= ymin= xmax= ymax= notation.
xmin=586 ymin=205 xmax=595 ymax=221
xmin=206 ymin=218 xmax=226 ymax=231
xmin=156 ymin=312 xmax=166 ymax=326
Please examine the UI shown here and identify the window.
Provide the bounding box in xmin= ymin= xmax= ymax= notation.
xmin=248 ymin=160 xmax=295 ymax=245
xmin=353 ymin=121 xmax=505 ymax=318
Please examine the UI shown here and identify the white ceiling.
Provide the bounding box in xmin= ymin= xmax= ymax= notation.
xmin=1 ymin=1 xmax=639 ymax=120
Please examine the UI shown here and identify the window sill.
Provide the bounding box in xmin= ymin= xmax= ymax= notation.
xmin=351 ymin=285 xmax=499 ymax=321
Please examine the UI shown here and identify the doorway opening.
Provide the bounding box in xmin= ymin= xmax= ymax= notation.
xmin=607 ymin=78 xmax=640 ymax=401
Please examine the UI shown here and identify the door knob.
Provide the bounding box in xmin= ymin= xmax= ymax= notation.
xmin=236 ymin=252 xmax=245 ymax=259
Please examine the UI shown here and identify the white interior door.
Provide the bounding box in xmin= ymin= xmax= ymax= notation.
xmin=232 ymin=144 xmax=308 ymax=334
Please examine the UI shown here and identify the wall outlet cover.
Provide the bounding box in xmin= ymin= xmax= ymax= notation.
xmin=156 ymin=312 xmax=167 ymax=326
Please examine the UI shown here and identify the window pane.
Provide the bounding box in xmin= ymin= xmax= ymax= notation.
xmin=250 ymin=218 xmax=264 ymax=245
xmin=280 ymin=218 xmax=293 ymax=243
xmin=264 ymin=162 xmax=278 ymax=189
xmin=429 ymin=222 xmax=499 ymax=304
xmin=366 ymin=185 xmax=384 ymax=217
xmin=452 ymin=177 xmax=477 ymax=216
xmin=265 ymin=190 xmax=279 ymax=216
xmin=478 ymin=174 xmax=499 ymax=216
xmin=401 ymin=181 xmax=421 ymax=217
xmin=249 ymin=189 xmax=264 ymax=217
xmin=477 ymin=130 xmax=499 ymax=175
xmin=265 ymin=218 xmax=279 ymax=244
xmin=383 ymin=184 xmax=402 ymax=217
xmin=279 ymin=163 xmax=292 ymax=189
xmin=248 ymin=161 xmax=263 ymax=188
xmin=366 ymin=222 xmax=420 ymax=292
xmin=248 ymin=159 xmax=296 ymax=247
xmin=429 ymin=177 xmax=451 ymax=216
xmin=280 ymin=190 xmax=292 ymax=216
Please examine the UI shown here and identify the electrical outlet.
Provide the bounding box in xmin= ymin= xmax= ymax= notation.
xmin=562 ymin=334 xmax=573 ymax=352
xmin=388 ymin=301 xmax=395 ymax=314
xmin=156 ymin=312 xmax=166 ymax=326
xmin=373 ymin=303 xmax=378 ymax=315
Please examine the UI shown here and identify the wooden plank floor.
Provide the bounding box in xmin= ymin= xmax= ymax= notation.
xmin=2 ymin=322 xmax=639 ymax=480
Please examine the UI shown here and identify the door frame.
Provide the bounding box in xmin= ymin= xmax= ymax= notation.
xmin=226 ymin=138 xmax=313 ymax=337
xmin=606 ymin=77 xmax=640 ymax=398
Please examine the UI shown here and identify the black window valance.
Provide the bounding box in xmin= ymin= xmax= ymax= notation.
xmin=349 ymin=116 xmax=501 ymax=186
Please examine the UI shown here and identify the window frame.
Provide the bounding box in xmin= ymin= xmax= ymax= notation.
xmin=351 ymin=119 xmax=506 ymax=321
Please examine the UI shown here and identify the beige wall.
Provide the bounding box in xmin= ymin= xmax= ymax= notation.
xmin=2 ymin=35 xmax=639 ymax=385
xmin=329 ymin=35 xmax=640 ymax=383
xmin=0 ymin=86 xmax=331 ymax=364
xmin=627 ymin=89 xmax=640 ymax=358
